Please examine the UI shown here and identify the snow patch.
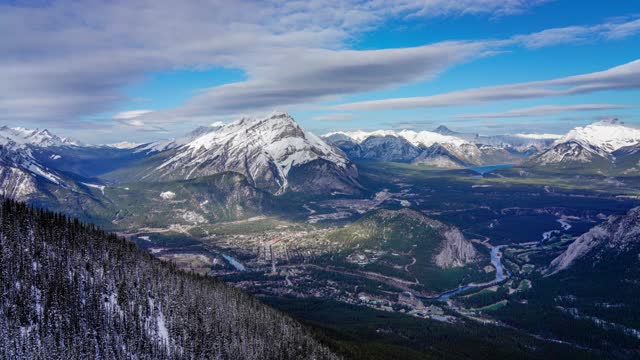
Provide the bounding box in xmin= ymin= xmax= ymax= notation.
xmin=160 ymin=191 xmax=176 ymax=200
xmin=81 ymin=182 xmax=106 ymax=195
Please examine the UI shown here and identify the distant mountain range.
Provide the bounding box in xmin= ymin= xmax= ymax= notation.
xmin=2 ymin=116 xmax=640 ymax=215
xmin=323 ymin=126 xmax=560 ymax=168
xmin=323 ymin=120 xmax=640 ymax=175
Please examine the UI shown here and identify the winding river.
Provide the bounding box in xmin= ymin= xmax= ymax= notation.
xmin=426 ymin=245 xmax=509 ymax=301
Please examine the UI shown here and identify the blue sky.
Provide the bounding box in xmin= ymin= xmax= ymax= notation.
xmin=1 ymin=0 xmax=640 ymax=143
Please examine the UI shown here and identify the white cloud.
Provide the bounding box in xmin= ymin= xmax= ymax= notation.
xmin=112 ymin=110 xmax=153 ymax=120
xmin=140 ymin=41 xmax=495 ymax=123
xmin=335 ymin=59 xmax=640 ymax=111
xmin=312 ymin=113 xmax=355 ymax=122
xmin=456 ymin=104 xmax=631 ymax=119
xmin=0 ymin=0 xmax=548 ymax=127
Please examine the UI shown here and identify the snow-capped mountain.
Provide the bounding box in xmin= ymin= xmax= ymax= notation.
xmin=324 ymin=129 xmax=481 ymax=168
xmin=323 ymin=127 xmax=537 ymax=168
xmin=0 ymin=139 xmax=67 ymax=200
xmin=528 ymin=120 xmax=640 ymax=170
xmin=555 ymin=119 xmax=640 ymax=153
xmin=142 ymin=113 xmax=360 ymax=195
xmin=0 ymin=126 xmax=80 ymax=147
xmin=548 ymin=206 xmax=640 ymax=274
xmin=326 ymin=129 xmax=467 ymax=148
xmin=134 ymin=124 xmax=223 ymax=153
xmin=106 ymin=141 xmax=142 ymax=149
xmin=432 ymin=125 xmax=560 ymax=151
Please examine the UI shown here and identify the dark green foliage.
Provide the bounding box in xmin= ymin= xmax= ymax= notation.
xmin=0 ymin=199 xmax=337 ymax=359
xmin=265 ymin=297 xmax=598 ymax=360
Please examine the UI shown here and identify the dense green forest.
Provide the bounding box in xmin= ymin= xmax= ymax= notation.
xmin=0 ymin=199 xmax=337 ymax=359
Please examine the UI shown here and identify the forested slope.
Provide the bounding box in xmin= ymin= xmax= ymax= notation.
xmin=0 ymin=199 xmax=338 ymax=359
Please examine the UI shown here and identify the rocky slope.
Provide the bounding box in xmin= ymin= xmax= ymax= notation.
xmin=548 ymin=206 xmax=640 ymax=274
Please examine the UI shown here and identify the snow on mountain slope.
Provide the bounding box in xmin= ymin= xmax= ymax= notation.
xmin=324 ymin=130 xmax=398 ymax=143
xmin=0 ymin=141 xmax=65 ymax=200
xmin=106 ymin=141 xmax=143 ymax=149
xmin=530 ymin=141 xmax=611 ymax=166
xmin=324 ymin=129 xmax=484 ymax=167
xmin=0 ymin=126 xmax=79 ymax=147
xmin=548 ymin=207 xmax=640 ymax=274
xmin=148 ymin=113 xmax=359 ymax=195
xmin=529 ymin=120 xmax=640 ymax=168
xmin=432 ymin=125 xmax=560 ymax=150
xmin=554 ymin=119 xmax=640 ymax=153
xmin=514 ymin=133 xmax=563 ymax=140
xmin=325 ymin=129 xmax=467 ymax=147
xmin=134 ymin=124 xmax=224 ymax=153
xmin=397 ymin=129 xmax=468 ymax=147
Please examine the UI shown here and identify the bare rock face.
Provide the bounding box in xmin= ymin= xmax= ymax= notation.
xmin=548 ymin=207 xmax=640 ymax=274
xmin=0 ymin=166 xmax=38 ymax=201
xmin=435 ymin=228 xmax=478 ymax=268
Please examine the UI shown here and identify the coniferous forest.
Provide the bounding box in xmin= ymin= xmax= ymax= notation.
xmin=0 ymin=199 xmax=338 ymax=359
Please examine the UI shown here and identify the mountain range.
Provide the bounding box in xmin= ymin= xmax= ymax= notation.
xmin=322 ymin=126 xmax=559 ymax=168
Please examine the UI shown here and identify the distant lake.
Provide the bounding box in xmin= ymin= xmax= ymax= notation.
xmin=468 ymin=164 xmax=513 ymax=174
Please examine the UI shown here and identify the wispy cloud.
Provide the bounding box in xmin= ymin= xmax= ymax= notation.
xmin=312 ymin=113 xmax=355 ymax=122
xmin=112 ymin=110 xmax=153 ymax=120
xmin=512 ymin=17 xmax=640 ymax=48
xmin=0 ymin=0 xmax=551 ymax=128
xmin=335 ymin=59 xmax=640 ymax=111
xmin=456 ymin=104 xmax=631 ymax=119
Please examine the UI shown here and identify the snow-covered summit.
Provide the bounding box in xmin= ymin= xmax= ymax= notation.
xmin=324 ymin=129 xmax=468 ymax=147
xmin=554 ymin=119 xmax=640 ymax=153
xmin=149 ymin=113 xmax=359 ymax=195
xmin=134 ymin=124 xmax=223 ymax=153
xmin=106 ymin=141 xmax=142 ymax=149
xmin=514 ymin=133 xmax=563 ymax=140
xmin=0 ymin=126 xmax=79 ymax=148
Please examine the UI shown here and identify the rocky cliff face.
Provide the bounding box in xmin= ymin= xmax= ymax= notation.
xmin=435 ymin=227 xmax=478 ymax=268
xmin=548 ymin=207 xmax=640 ymax=274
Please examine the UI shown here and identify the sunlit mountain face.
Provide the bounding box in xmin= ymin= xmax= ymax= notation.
xmin=2 ymin=1 xmax=640 ymax=359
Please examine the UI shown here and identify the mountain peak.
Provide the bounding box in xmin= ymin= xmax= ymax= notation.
xmin=597 ymin=117 xmax=623 ymax=125
xmin=0 ymin=126 xmax=78 ymax=147
xmin=150 ymin=113 xmax=359 ymax=195
xmin=555 ymin=120 xmax=640 ymax=153
xmin=433 ymin=125 xmax=455 ymax=134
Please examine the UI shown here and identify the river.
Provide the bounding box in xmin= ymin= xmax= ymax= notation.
xmin=468 ymin=164 xmax=513 ymax=175
xmin=428 ymin=245 xmax=509 ymax=301
xmin=222 ymin=254 xmax=247 ymax=271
